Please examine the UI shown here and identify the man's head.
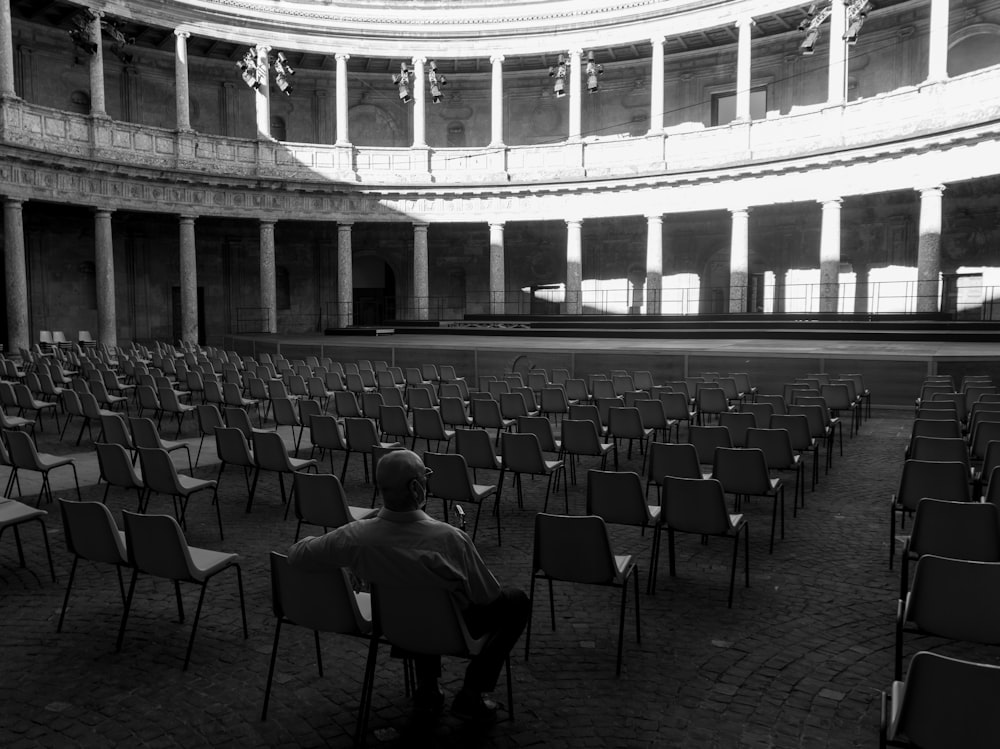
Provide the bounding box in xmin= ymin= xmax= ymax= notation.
xmin=376 ymin=449 xmax=431 ymax=512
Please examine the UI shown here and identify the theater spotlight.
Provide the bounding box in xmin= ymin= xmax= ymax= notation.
xmin=843 ymin=0 xmax=872 ymax=45
xmin=797 ymin=1 xmax=832 ymax=55
xmin=392 ymin=61 xmax=414 ymax=103
xmin=428 ymin=61 xmax=447 ymax=104
xmin=236 ymin=47 xmax=263 ymax=90
xmin=102 ymin=20 xmax=135 ymax=65
xmin=273 ymin=52 xmax=295 ymax=95
xmin=585 ymin=51 xmax=603 ymax=93
xmin=548 ymin=54 xmax=568 ymax=98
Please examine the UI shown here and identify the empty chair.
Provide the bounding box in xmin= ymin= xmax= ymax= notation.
xmin=249 ymin=430 xmax=319 ymax=516
xmin=713 ymin=447 xmax=784 ymax=554
xmin=214 ymin=426 xmax=257 ymax=501
xmin=13 ymin=382 xmax=58 ymax=432
xmin=757 ymin=394 xmax=787 ymax=416
xmin=158 ymin=387 xmax=196 ymax=438
xmin=309 ymin=415 xmax=350 ymax=481
xmin=659 ymin=391 xmax=695 ymax=441
xmin=116 ymin=511 xmax=247 ymax=670
xmin=291 ymin=472 xmax=376 ymax=542
xmin=569 ymin=403 xmax=607 ymax=438
xmin=747 ymin=427 xmax=805 ymax=515
xmin=57 ymin=498 xmax=129 ymax=632
xmin=379 ymin=404 xmax=413 ymax=446
xmin=517 ymin=415 xmax=562 ymax=456
xmin=500 ymin=391 xmax=536 ymax=421
xmin=661 ymin=476 xmax=748 ymax=607
xmin=739 ymin=402 xmax=774 ymax=427
xmin=644 ymin=441 xmax=707 ymax=502
xmin=260 ymin=552 xmax=374 ymax=726
xmin=343 ymin=417 xmax=401 ymax=486
xmin=607 ymin=407 xmax=653 ymax=471
xmin=4 ymin=428 xmax=80 ymax=505
xmin=334 ymin=390 xmax=362 ymax=419
xmin=525 ymin=513 xmax=639 ymax=676
xmin=0 ymin=496 xmax=55 ymax=581
xmin=194 ymin=404 xmax=224 ymax=467
xmin=138 ymin=446 xmax=222 ymax=539
xmin=888 ymin=459 xmax=971 ymax=568
xmin=879 ymin=651 xmax=1000 ymax=749
xmin=696 ymin=387 xmax=733 ymax=425
xmin=455 ymin=427 xmax=502 ymax=482
xmin=822 ymin=383 xmax=859 ymax=437
xmin=222 ymin=382 xmax=260 ymax=425
xmin=271 ymin=397 xmax=307 ymax=456
xmin=424 ymin=451 xmax=499 ymax=543
xmin=688 ymin=424 xmax=733 ymax=469
xmin=412 ymin=407 xmax=455 ymax=453
xmin=95 ymin=442 xmax=144 ymax=509
xmin=440 ymin=396 xmax=472 ymax=430
xmin=587 ymin=469 xmax=661 ymax=594
xmin=499 ymin=431 xmax=567 ymax=514
xmin=718 ymin=411 xmax=756 ymax=448
xmin=472 ymin=398 xmax=515 ymax=446
xmin=539 ymin=387 xmax=571 ymax=423
xmin=130 ymin=416 xmax=193 ymax=475
xmin=560 ymin=419 xmax=616 ymax=485
xmin=635 ymin=398 xmax=674 ymax=444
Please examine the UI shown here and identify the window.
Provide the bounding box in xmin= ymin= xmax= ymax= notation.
xmin=711 ymin=87 xmax=767 ymax=126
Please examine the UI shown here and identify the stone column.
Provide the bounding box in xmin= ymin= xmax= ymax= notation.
xmin=335 ymin=53 xmax=350 ymax=145
xmin=337 ymin=222 xmax=353 ymax=328
xmin=0 ymin=0 xmax=16 ymax=98
xmin=646 ymin=215 xmax=663 ymax=315
xmin=490 ymin=54 xmax=505 ymax=147
xmin=413 ymin=223 xmax=429 ymax=320
xmin=729 ymin=208 xmax=750 ymax=313
xmin=489 ymin=222 xmax=505 ymax=315
xmin=568 ymin=49 xmax=582 ymax=139
xmin=255 ymin=45 xmax=271 ymax=139
xmin=174 ymin=30 xmax=191 ymax=130
xmin=178 ymin=215 xmax=199 ymax=344
xmin=4 ymin=198 xmax=28 ymax=354
xmin=649 ymin=36 xmax=665 ymax=134
xmin=89 ymin=11 xmax=106 ymax=116
xmin=828 ymin=0 xmax=847 ymax=105
xmin=259 ymin=220 xmax=277 ymax=333
xmin=819 ymin=199 xmax=842 ymax=313
xmin=412 ymin=56 xmax=426 ymax=148
xmin=94 ymin=209 xmax=117 ymax=347
xmin=565 ymin=219 xmax=583 ymax=314
xmin=735 ymin=17 xmax=754 ymax=122
xmin=927 ymin=0 xmax=950 ymax=82
xmin=917 ymin=186 xmax=945 ymax=313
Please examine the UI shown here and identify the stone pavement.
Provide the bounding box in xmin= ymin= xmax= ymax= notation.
xmin=0 ymin=405 xmax=984 ymax=748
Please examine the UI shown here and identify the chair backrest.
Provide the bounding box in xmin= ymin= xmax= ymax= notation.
xmin=561 ymin=419 xmax=603 ymax=455
xmin=517 ymin=415 xmax=558 ymax=452
xmin=569 ymin=403 xmax=604 ymax=432
xmin=906 ymin=554 xmax=1000 ymax=644
xmin=293 ymin=472 xmax=357 ymax=529
xmin=896 ymin=459 xmax=970 ymax=510
xmin=122 ymin=510 xmax=199 ymax=581
xmin=893 ymin=651 xmax=1000 ymax=749
xmin=309 ymin=415 xmax=347 ymax=452
xmin=129 ymin=416 xmax=165 ymax=449
xmin=408 ymin=386 xmax=436 ymax=410
xmin=379 ymin=404 xmax=412 ymax=438
xmin=688 ymin=424 xmax=733 ymax=466
xmin=96 ymin=442 xmax=142 ymax=489
xmin=533 ymin=513 xmax=617 ymax=584
xmin=270 ymin=552 xmax=370 ymax=634
xmin=137 ymin=446 xmax=184 ymax=494
xmin=195 ymin=404 xmax=224 ymax=435
xmin=424 ymin=451 xmax=476 ymax=502
xmin=4 ymin=428 xmax=42 ymax=469
xmin=646 ymin=441 xmax=702 ymax=484
xmin=909 ymin=498 xmax=1000 ymax=561
xmin=59 ymin=498 xmax=127 ymax=565
xmin=970 ymin=421 xmax=1000 ymax=460
xmin=662 ymin=476 xmax=732 ymax=535
xmin=608 ymin=406 xmax=644 ymax=437
xmin=413 ymin=407 xmax=448 ymax=440
xmin=745 ymin=427 xmax=796 ymax=470
xmin=586 ymin=470 xmax=649 ymax=527
xmin=909 ymin=436 xmax=971 ymax=470
xmin=718 ymin=411 xmax=756 ymax=447
xmin=215 ymin=426 xmax=254 ymax=467
xmin=345 ymin=417 xmax=380 ymax=452
xmin=697 ymin=387 xmax=729 ymax=413
xmin=455 ymin=428 xmax=498 ymax=472
xmin=252 ymin=430 xmax=295 ymax=471
xmin=787 ymin=404 xmax=829 ymax=439
xmin=757 ymin=394 xmax=787 ymax=415
xmin=440 ymin=397 xmax=470 ymax=427
xmin=334 ymin=390 xmax=361 ymax=418
xmin=635 ymin=399 xmax=666 ymax=429
xmin=374 ymin=583 xmax=476 ymax=657
xmin=712 ymin=447 xmax=772 ymax=495
xmin=501 ymin=431 xmax=546 ymax=474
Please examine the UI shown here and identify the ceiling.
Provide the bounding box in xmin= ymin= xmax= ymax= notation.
xmin=10 ymin=0 xmax=916 ymax=75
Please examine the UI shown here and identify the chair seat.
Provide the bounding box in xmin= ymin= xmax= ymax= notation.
xmin=348 ymin=506 xmax=379 ymax=522
xmin=288 ymin=457 xmax=318 ymax=472
xmin=728 ymin=513 xmax=745 ymax=530
xmin=177 ymin=475 xmax=217 ymax=494
xmin=37 ymin=452 xmax=74 ymax=470
xmin=543 ymin=459 xmax=564 ymax=473
xmin=355 ymin=590 xmax=373 ymax=632
xmin=471 ymin=482 xmax=498 ymax=500
xmin=188 ymin=546 xmax=239 ymax=580
xmin=647 ymin=505 xmax=661 ymax=524
xmin=0 ymin=498 xmax=47 ymax=527
xmin=613 ymin=553 xmax=635 ymax=583
xmin=159 ymin=438 xmax=187 ymax=452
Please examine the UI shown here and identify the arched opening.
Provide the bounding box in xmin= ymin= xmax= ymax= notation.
xmin=949 ymin=25 xmax=1000 ymax=77
xmin=353 ymin=255 xmax=396 ymax=325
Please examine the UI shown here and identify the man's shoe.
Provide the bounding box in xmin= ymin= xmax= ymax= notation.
xmin=451 ymin=690 xmax=498 ymax=724
xmin=413 ymin=685 xmax=445 ymax=715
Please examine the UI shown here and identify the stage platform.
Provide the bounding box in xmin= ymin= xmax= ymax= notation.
xmin=222 ymin=331 xmax=1000 ymax=409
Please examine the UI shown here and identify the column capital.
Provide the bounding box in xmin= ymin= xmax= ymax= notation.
xmin=179 ymin=214 xmax=198 ymax=223
xmin=820 ymin=197 xmax=843 ymax=208
xmin=260 ymin=218 xmax=277 ymax=227
xmin=917 ymin=185 xmax=946 ymax=197
xmin=568 ymin=49 xmax=583 ymax=59
xmin=729 ymin=206 xmax=750 ymax=216
xmin=411 ymin=56 xmax=427 ymax=66
xmin=173 ymin=29 xmax=190 ymax=40
xmin=490 ymin=54 xmax=505 ymax=65
xmin=3 ymin=197 xmax=24 ymax=208
xmin=489 ymin=221 xmax=506 ymax=229
xmin=650 ymin=35 xmax=666 ymax=46
xmin=735 ymin=15 xmax=756 ymax=29
xmin=335 ymin=52 xmax=350 ymax=63
xmin=338 ymin=221 xmax=354 ymax=229
xmin=413 ymin=222 xmax=429 ymax=231
xmin=93 ymin=208 xmax=115 ymax=218
xmin=645 ymin=214 xmax=663 ymax=222
xmin=565 ymin=218 xmax=583 ymax=228
xmin=256 ymin=45 xmax=272 ymax=55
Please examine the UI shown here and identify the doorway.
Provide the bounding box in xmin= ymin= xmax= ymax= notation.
xmin=353 ymin=257 xmax=396 ymax=326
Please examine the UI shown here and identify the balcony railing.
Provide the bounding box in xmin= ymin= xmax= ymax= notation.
xmin=2 ymin=64 xmax=998 ymax=190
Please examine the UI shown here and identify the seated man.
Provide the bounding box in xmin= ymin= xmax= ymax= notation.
xmin=288 ymin=449 xmax=528 ymax=722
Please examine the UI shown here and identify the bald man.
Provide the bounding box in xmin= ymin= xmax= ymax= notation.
xmin=288 ymin=449 xmax=528 ymax=723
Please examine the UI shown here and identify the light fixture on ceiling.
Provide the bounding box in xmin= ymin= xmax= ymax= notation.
xmin=101 ymin=19 xmax=135 ymax=65
xmin=797 ymin=2 xmax=832 ymax=55
xmin=586 ymin=51 xmax=604 ymax=93
xmin=273 ymin=52 xmax=295 ymax=95
xmin=68 ymin=9 xmax=98 ymax=56
xmin=428 ymin=60 xmax=447 ymax=103
xmin=236 ymin=47 xmax=263 ymax=90
xmin=843 ymin=0 xmax=873 ymax=45
xmin=392 ymin=61 xmax=414 ymax=103
xmin=548 ymin=53 xmax=568 ymax=98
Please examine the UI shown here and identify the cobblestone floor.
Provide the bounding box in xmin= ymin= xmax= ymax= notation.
xmin=0 ymin=404 xmax=984 ymax=748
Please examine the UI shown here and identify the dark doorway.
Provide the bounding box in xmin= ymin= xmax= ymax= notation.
xmin=353 ymin=260 xmax=396 ymax=326
xmin=172 ymin=286 xmax=206 ymax=344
